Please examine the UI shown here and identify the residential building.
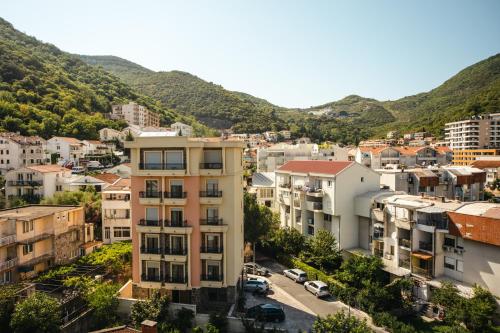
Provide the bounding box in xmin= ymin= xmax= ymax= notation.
xmin=445 ymin=113 xmax=500 ymax=150
xmin=0 ymin=133 xmax=48 ymax=175
xmin=387 ymin=131 xmax=399 ymax=139
xmin=111 ymin=102 xmax=161 ymax=127
xmin=249 ymin=172 xmax=276 ymax=209
xmin=171 ymin=122 xmax=193 ymax=137
xmin=470 ymin=159 xmax=500 ymax=185
xmin=125 ymin=133 xmax=245 ymax=308
xmin=0 ymin=205 xmax=98 ymax=284
xmin=4 ymin=165 xmax=71 ymax=203
xmin=353 ymin=194 xmax=500 ymax=298
xmin=355 ymin=146 xmax=451 ymax=169
xmin=257 ymin=143 xmax=319 ymax=172
xmin=47 ymin=137 xmax=85 ymax=163
xmin=275 ymin=161 xmax=380 ymax=249
xmin=264 ymin=131 xmax=278 ymax=142
xmin=378 ymin=166 xmax=486 ymax=201
xmin=452 ymin=148 xmax=500 ymax=166
xmin=102 ymin=178 xmax=132 ymax=244
xmin=279 ymin=130 xmax=292 ymax=140
xmin=99 ymin=128 xmax=122 ymax=143
xmin=107 ymin=163 xmax=132 ymax=178
xmin=82 ymin=140 xmax=111 ymax=157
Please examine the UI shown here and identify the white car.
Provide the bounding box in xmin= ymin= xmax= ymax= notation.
xmin=247 ymin=276 xmax=270 ymax=290
xmin=283 ymin=269 xmax=308 ymax=283
xmin=304 ymin=280 xmax=330 ymax=298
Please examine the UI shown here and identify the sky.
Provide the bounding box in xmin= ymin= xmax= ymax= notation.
xmin=1 ymin=0 xmax=499 ymax=108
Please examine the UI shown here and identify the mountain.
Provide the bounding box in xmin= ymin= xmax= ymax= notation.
xmin=0 ymin=18 xmax=212 ymax=140
xmin=81 ymin=52 xmax=500 ymax=143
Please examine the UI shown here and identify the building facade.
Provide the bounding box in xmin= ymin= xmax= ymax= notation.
xmin=355 ymin=146 xmax=452 ymax=169
xmin=102 ymin=179 xmax=132 ymax=244
xmin=452 ymin=148 xmax=500 ymax=166
xmin=445 ymin=113 xmax=500 ymax=150
xmin=111 ymin=102 xmax=161 ymax=127
xmin=125 ymin=134 xmax=245 ymax=308
xmin=0 ymin=133 xmax=48 ymax=175
xmin=275 ymin=161 xmax=380 ymax=249
xmin=47 ymin=137 xmax=85 ymax=163
xmin=0 ymin=205 xmax=97 ymax=284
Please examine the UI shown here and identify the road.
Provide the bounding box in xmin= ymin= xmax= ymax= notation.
xmin=254 ymin=258 xmax=387 ymax=332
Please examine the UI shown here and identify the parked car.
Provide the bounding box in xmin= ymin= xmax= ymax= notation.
xmin=304 ymin=280 xmax=330 ymax=298
xmin=71 ymin=166 xmax=85 ymax=174
xmin=244 ymin=262 xmax=269 ymax=276
xmin=283 ymin=269 xmax=308 ymax=283
xmin=246 ymin=304 xmax=285 ymax=322
xmin=243 ymin=280 xmax=268 ymax=294
xmin=247 ymin=276 xmax=270 ymax=290
xmin=87 ymin=161 xmax=104 ymax=169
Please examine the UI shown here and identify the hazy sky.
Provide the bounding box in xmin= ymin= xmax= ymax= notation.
xmin=2 ymin=0 xmax=499 ymax=108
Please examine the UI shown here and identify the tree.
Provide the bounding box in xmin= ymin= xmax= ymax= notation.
xmin=271 ymin=227 xmax=305 ymax=256
xmin=301 ymin=229 xmax=342 ymax=271
xmin=209 ymin=312 xmax=228 ymax=333
xmin=336 ymin=255 xmax=384 ymax=289
xmin=0 ymin=285 xmax=17 ymax=331
xmin=312 ymin=311 xmax=372 ymax=333
xmin=10 ymin=292 xmax=61 ymax=333
xmin=130 ymin=291 xmax=170 ymax=327
xmin=172 ymin=307 xmax=194 ymax=333
xmin=86 ymin=283 xmax=119 ymax=329
xmin=430 ymin=281 xmax=465 ymax=325
xmin=464 ymin=285 xmax=497 ymax=332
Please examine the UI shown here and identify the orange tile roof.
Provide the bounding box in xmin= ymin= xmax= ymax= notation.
xmin=51 ymin=136 xmax=82 ymax=144
xmin=92 ymin=173 xmax=120 ymax=185
xmin=358 ymin=146 xmax=390 ymax=154
xmin=471 ymin=160 xmax=500 ymax=169
xmin=27 ymin=165 xmax=68 ymax=173
xmin=278 ymin=160 xmax=354 ymax=175
xmin=394 ymin=146 xmax=427 ymax=155
xmin=0 ymin=132 xmax=45 ymax=145
xmin=86 ymin=140 xmax=104 ymax=145
xmin=435 ymin=146 xmax=452 ymax=154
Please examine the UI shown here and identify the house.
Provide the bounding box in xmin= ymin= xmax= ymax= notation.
xmin=171 ymin=122 xmax=193 ymax=137
xmin=0 ymin=132 xmax=48 ymax=175
xmin=257 ymin=143 xmax=319 ymax=172
xmin=470 ymin=159 xmax=500 ymax=185
xmin=124 ymin=133 xmax=245 ymax=308
xmin=47 ymin=137 xmax=85 ymax=163
xmin=82 ymin=140 xmax=111 ymax=157
xmin=275 ymin=160 xmax=380 ymax=249
xmin=102 ymin=178 xmax=131 ymax=244
xmin=249 ymin=172 xmax=276 ymax=209
xmin=0 ymin=205 xmax=98 ymax=284
xmin=355 ymin=146 xmax=451 ymax=169
xmin=99 ymin=128 xmax=122 ymax=143
xmin=111 ymin=102 xmax=160 ymax=127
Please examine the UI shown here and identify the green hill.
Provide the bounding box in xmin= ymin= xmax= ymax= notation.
xmin=0 ymin=18 xmax=212 ymax=139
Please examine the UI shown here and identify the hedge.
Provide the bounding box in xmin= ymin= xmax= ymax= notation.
xmin=290 ymin=258 xmax=347 ymax=297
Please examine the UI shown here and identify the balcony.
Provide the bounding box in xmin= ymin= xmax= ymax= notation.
xmin=305 ymin=188 xmax=323 ymax=197
xmin=141 ymin=274 xmax=162 ymax=283
xmin=200 ymin=273 xmax=224 ymax=287
xmin=139 ymin=247 xmax=162 ymax=260
xmin=374 ymin=248 xmax=383 ymax=258
xmin=199 ymin=162 xmax=223 ymax=176
xmin=137 ymin=163 xmax=186 ymax=176
xmin=419 ymin=241 xmax=433 ymax=252
xmin=0 ymin=258 xmax=18 ymax=272
xmin=417 ymin=218 xmax=448 ymax=231
xmin=200 ymin=218 xmax=224 ymax=225
xmin=137 ymin=219 xmax=162 ymax=232
xmin=306 ymin=201 xmax=323 ymax=212
xmin=164 ymin=247 xmax=188 ymax=256
xmin=0 ymin=234 xmax=16 ymax=247
xmin=165 ymin=275 xmax=188 ymax=285
xmin=139 ymin=191 xmax=161 ymax=205
xmin=200 ymin=218 xmax=227 ymax=232
xmin=163 ymin=191 xmax=187 ymax=205
xmin=398 ymin=238 xmax=411 ymax=249
xmin=394 ymin=217 xmax=413 ymax=230
xmin=399 ymin=258 xmax=411 ymax=270
xmin=279 ymin=183 xmax=291 ymax=189
xmin=7 ymin=180 xmax=43 ymax=187
xmin=200 ymin=245 xmax=223 ymax=260
xmin=412 ymin=266 xmax=432 ymax=279
xmin=200 ymin=191 xmax=223 ymax=204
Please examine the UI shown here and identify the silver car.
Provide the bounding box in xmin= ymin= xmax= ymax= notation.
xmin=243 ymin=280 xmax=268 ymax=293
xmin=283 ymin=269 xmax=308 ymax=283
xmin=244 ymin=262 xmax=269 ymax=276
xmin=304 ymin=280 xmax=330 ymax=298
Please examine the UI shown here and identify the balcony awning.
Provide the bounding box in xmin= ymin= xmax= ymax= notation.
xmin=411 ymin=251 xmax=433 ymax=260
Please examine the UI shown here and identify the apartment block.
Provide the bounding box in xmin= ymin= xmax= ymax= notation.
xmin=355 ymin=146 xmax=452 ymax=169
xmin=275 ymin=161 xmax=380 ymax=249
xmin=249 ymin=172 xmax=276 ymax=210
xmin=111 ymin=102 xmax=160 ymax=127
xmin=102 ymin=178 xmax=132 ymax=244
xmin=47 ymin=137 xmax=85 ymax=163
xmin=353 ymin=193 xmax=500 ymax=298
xmin=0 ymin=205 xmax=97 ymax=284
xmin=452 ymin=148 xmax=500 ymax=165
xmin=445 ymin=113 xmax=500 ymax=150
xmin=378 ymin=166 xmax=486 ymax=201
xmin=125 ymin=134 xmax=245 ymax=308
xmin=0 ymin=132 xmax=48 ymax=175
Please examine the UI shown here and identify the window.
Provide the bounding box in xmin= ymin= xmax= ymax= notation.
xmin=145 ymin=207 xmax=159 ymax=221
xmin=327 ymin=180 xmax=333 ymax=187
xmin=23 ymin=221 xmax=34 ymax=233
xmin=206 ymin=179 xmax=219 ymax=192
xmin=114 ymin=227 xmax=131 ymax=238
xmin=165 ymin=150 xmax=184 ymax=168
xmin=206 ymin=260 xmax=221 ymax=278
xmin=145 ymin=180 xmax=159 ymax=195
xmin=170 ymin=179 xmax=183 ymax=195
xmin=145 ymin=261 xmax=160 ymax=280
xmin=444 ymin=236 xmax=455 ymax=247
xmin=144 ymin=234 xmax=159 ymax=249
xmin=0 ymin=271 xmax=12 ymax=284
xmin=361 ymin=177 xmax=364 ymax=182
xmin=456 ymin=237 xmax=464 ymax=249
xmin=205 ymin=233 xmax=220 ymax=250
xmin=171 ymin=208 xmax=183 ymax=225
xmin=456 ymin=259 xmax=463 ymax=272
xmin=390 ymin=246 xmax=394 ymax=255
xmin=56 ymin=185 xmax=62 ymax=191
xmin=170 ymin=235 xmax=184 ymax=252
xmin=143 ymin=151 xmax=162 ymax=169
xmin=444 ymin=256 xmax=455 ymax=270
xmin=104 ymin=227 xmax=110 ymax=239
xmin=23 ymin=243 xmax=33 ymax=255
xmin=308 ymin=226 xmax=314 ymax=236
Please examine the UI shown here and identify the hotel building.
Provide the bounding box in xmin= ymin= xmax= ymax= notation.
xmin=125 ymin=134 xmax=245 ymax=309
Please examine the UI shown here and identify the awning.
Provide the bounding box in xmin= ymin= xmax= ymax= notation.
xmin=373 ymin=222 xmax=384 ymax=229
xmin=411 ymin=251 xmax=433 ymax=260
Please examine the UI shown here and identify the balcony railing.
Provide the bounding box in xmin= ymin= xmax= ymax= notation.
xmin=200 ymin=162 xmax=223 ymax=169
xmin=163 ymin=191 xmax=187 ymax=199
xmin=419 ymin=241 xmax=433 ymax=252
xmin=141 ymin=274 xmax=162 ymax=282
xmin=139 ymin=191 xmax=161 ymax=198
xmin=138 ymin=219 xmax=161 ymax=227
xmin=165 ymin=275 xmax=187 ymax=284
xmin=0 ymin=234 xmax=16 ymax=247
xmin=164 ymin=219 xmax=189 ymax=228
xmin=412 ymin=266 xmax=432 ymax=279
xmin=310 ymin=202 xmax=323 ymax=210
xmin=200 ymin=246 xmax=223 ymax=254
xmin=399 ymin=238 xmax=411 ymax=248
xmin=139 ymin=163 xmax=186 ymax=170
xmin=417 ymin=219 xmax=448 ymax=230
xmin=7 ymin=180 xmax=43 ymax=186
xmin=200 ymin=218 xmax=224 ymax=225
xmin=140 ymin=247 xmax=162 ymax=255
xmin=201 ymin=274 xmax=223 ymax=282
xmin=165 ymin=247 xmax=188 ymax=255
xmin=374 ymin=248 xmax=383 ymax=257
xmin=0 ymin=258 xmax=18 ymax=271
xmin=200 ymin=190 xmax=223 ymax=198
xmin=279 ymin=183 xmax=291 ymax=189
xmin=398 ymin=258 xmax=410 ymax=270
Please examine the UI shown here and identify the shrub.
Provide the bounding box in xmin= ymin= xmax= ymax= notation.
xmin=209 ymin=312 xmax=228 ymax=333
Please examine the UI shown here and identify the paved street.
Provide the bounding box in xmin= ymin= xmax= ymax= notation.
xmin=246 ymin=258 xmax=387 ymax=332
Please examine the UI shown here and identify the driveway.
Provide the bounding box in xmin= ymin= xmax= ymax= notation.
xmin=246 ymin=258 xmax=387 ymax=332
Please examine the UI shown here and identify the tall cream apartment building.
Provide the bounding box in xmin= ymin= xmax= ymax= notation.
xmin=0 ymin=205 xmax=97 ymax=284
xmin=445 ymin=113 xmax=500 ymax=150
xmin=124 ymin=134 xmax=245 ymax=309
xmin=111 ymin=102 xmax=161 ymax=128
xmin=0 ymin=132 xmax=49 ymax=175
xmin=102 ymin=178 xmax=132 ymax=244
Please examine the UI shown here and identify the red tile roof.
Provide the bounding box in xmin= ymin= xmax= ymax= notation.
xmin=92 ymin=173 xmax=120 ymax=185
xmin=27 ymin=165 xmax=68 ymax=173
xmin=471 ymin=160 xmax=500 ymax=169
xmin=277 ymin=160 xmax=354 ymax=175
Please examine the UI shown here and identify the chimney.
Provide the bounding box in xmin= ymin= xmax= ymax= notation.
xmin=440 ymin=196 xmax=446 ymax=203
xmin=141 ymin=320 xmax=157 ymax=333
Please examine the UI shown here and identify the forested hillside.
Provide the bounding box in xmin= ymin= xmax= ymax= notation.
xmin=0 ymin=18 xmax=213 ymax=139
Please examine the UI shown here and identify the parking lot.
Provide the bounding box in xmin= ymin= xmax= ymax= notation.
xmin=242 ymin=259 xmax=387 ymax=332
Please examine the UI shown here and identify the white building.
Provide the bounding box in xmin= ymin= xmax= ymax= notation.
xmin=4 ymin=165 xmax=71 ymax=202
xmin=47 ymin=137 xmax=85 ymax=163
xmin=257 ymin=143 xmax=319 ymax=172
xmin=249 ymin=172 xmax=276 ymax=210
xmin=0 ymin=132 xmax=48 ymax=175
xmin=275 ymin=160 xmax=380 ymax=249
xmin=99 ymin=128 xmax=122 ymax=142
xmin=171 ymin=122 xmax=193 ymax=137
xmin=355 ymin=146 xmax=452 ymax=169
xmin=102 ymin=178 xmax=131 ymax=244
xmin=111 ymin=102 xmax=160 ymax=127
xmin=82 ymin=140 xmax=111 ymax=157
xmin=445 ymin=113 xmax=500 ymax=150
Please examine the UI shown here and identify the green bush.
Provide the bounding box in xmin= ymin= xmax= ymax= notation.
xmin=290 ymin=258 xmax=347 ymax=298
